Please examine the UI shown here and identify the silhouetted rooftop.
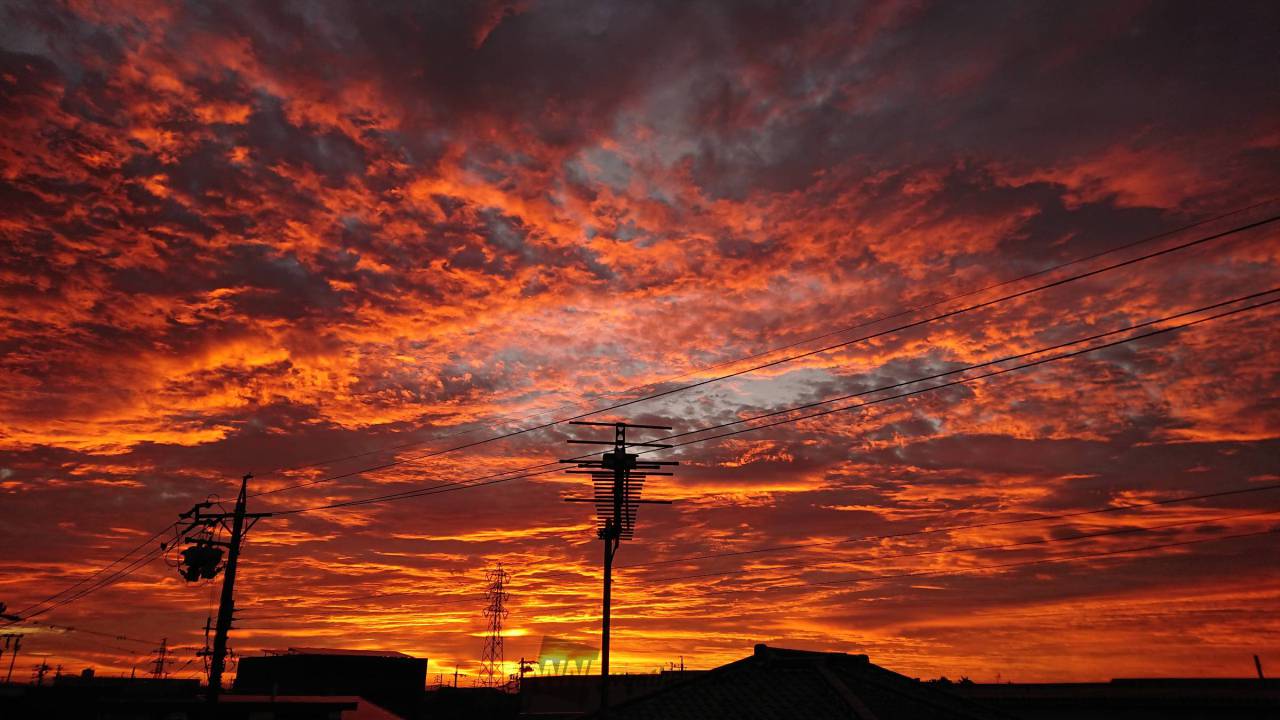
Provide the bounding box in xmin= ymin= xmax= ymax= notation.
xmin=949 ymin=678 xmax=1280 ymax=719
xmin=584 ymin=644 xmax=1011 ymax=719
xmin=235 ymin=649 xmax=427 ymax=717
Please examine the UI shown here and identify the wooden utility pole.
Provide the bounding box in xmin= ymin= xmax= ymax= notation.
xmin=1 ymin=634 xmax=22 ymax=685
xmin=517 ymin=657 xmax=534 ymax=691
xmin=32 ymin=657 xmax=50 ymax=686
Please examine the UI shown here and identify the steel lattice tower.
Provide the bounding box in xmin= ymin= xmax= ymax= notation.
xmin=479 ymin=564 xmax=510 ymax=688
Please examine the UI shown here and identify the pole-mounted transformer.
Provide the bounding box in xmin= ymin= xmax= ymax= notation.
xmin=166 ymin=473 xmax=271 ymax=704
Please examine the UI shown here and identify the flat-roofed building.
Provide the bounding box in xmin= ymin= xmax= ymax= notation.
xmin=233 ymin=647 xmax=426 ymax=717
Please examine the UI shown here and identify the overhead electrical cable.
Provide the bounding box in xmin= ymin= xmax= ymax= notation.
xmin=272 ymin=288 xmax=1280 ymax=515
xmin=23 ymin=208 xmax=1279 ymax=619
xmin=588 ymin=214 xmax=1278 ymax=430
xmin=7 ymin=523 xmax=177 ymax=622
xmin=250 ymin=207 xmax=1280 ymax=498
xmin=638 ymin=293 xmax=1280 ymax=455
xmin=4 ymin=618 xmax=162 ymax=647
xmin=171 ymin=657 xmax=198 ymax=678
xmin=636 ymin=288 xmax=1280 ymax=448
xmin=253 ymin=200 xmax=1277 ymax=491
xmin=15 ymin=546 xmax=167 ymax=622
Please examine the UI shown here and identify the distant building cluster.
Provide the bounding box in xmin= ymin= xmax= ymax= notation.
xmin=1 ymin=643 xmax=1276 ymax=719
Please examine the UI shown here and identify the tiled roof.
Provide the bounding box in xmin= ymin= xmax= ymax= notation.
xmin=589 ymin=644 xmax=1011 ymax=720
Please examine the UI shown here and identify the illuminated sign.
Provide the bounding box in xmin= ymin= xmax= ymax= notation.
xmin=536 ymin=636 xmax=599 ymax=675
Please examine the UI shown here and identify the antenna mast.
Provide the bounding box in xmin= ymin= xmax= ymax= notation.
xmin=560 ymin=420 xmax=678 ymax=715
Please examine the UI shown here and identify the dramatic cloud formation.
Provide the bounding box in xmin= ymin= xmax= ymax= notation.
xmin=2 ymin=0 xmax=1278 ymax=683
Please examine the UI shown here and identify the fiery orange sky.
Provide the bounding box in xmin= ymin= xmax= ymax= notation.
xmin=2 ymin=0 xmax=1279 ymax=685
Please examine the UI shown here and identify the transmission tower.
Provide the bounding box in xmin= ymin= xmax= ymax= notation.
xmin=150 ymin=637 xmax=172 ymax=679
xmin=559 ymin=420 xmax=678 ymax=714
xmin=479 ymin=564 xmax=510 ymax=688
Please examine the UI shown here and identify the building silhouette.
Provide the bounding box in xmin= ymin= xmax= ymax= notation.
xmin=233 ymin=647 xmax=426 ymax=717
xmin=577 ymin=644 xmax=1011 ymax=719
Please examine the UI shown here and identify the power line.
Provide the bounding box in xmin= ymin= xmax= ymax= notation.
xmin=273 ymin=288 xmax=1280 ymax=515
xmin=8 ymin=523 xmax=177 ymax=621
xmin=624 ymin=287 xmax=1280 ymax=450
xmin=590 ymin=213 xmax=1277 ymax=434
xmin=2 ymin=619 xmax=160 ymax=648
xmin=67 ymin=639 xmax=150 ymax=660
xmin=273 ymin=466 xmax=568 ymax=514
xmin=26 ymin=495 xmax=1276 ymax=651
xmin=618 ymin=481 xmax=1280 ymax=569
xmin=239 ymin=591 xmax=490 ymax=612
xmin=249 ymin=207 xmax=1280 ymax=498
xmin=15 ymin=546 xmax=167 ymax=623
xmin=250 ymin=199 xmax=1278 ymax=493
xmin=20 ymin=213 xmax=1279 ymax=621
xmin=276 ymin=291 xmax=1276 ymax=514
xmin=20 ymin=205 xmax=1271 ymax=624
xmin=17 ymin=491 xmax=256 ymax=623
xmin=171 ymin=657 xmax=198 ymax=678
xmin=230 ymin=586 xmax=494 ymax=632
xmin=254 ymin=191 xmax=1264 ymax=493
xmin=643 ymin=293 xmax=1280 ymax=455
xmin=37 ymin=285 xmax=1267 ymax=626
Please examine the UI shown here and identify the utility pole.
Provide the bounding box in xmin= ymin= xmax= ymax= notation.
xmin=32 ymin=657 xmax=50 ymax=686
xmin=517 ymin=657 xmax=534 ymax=692
xmin=560 ymin=421 xmax=678 ymax=715
xmin=2 ymin=634 xmax=22 ymax=685
xmin=208 ymin=474 xmax=247 ymax=702
xmin=169 ymin=473 xmax=271 ymax=704
xmin=197 ymin=615 xmax=213 ymax=680
xmin=479 ymin=564 xmax=510 ymax=688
